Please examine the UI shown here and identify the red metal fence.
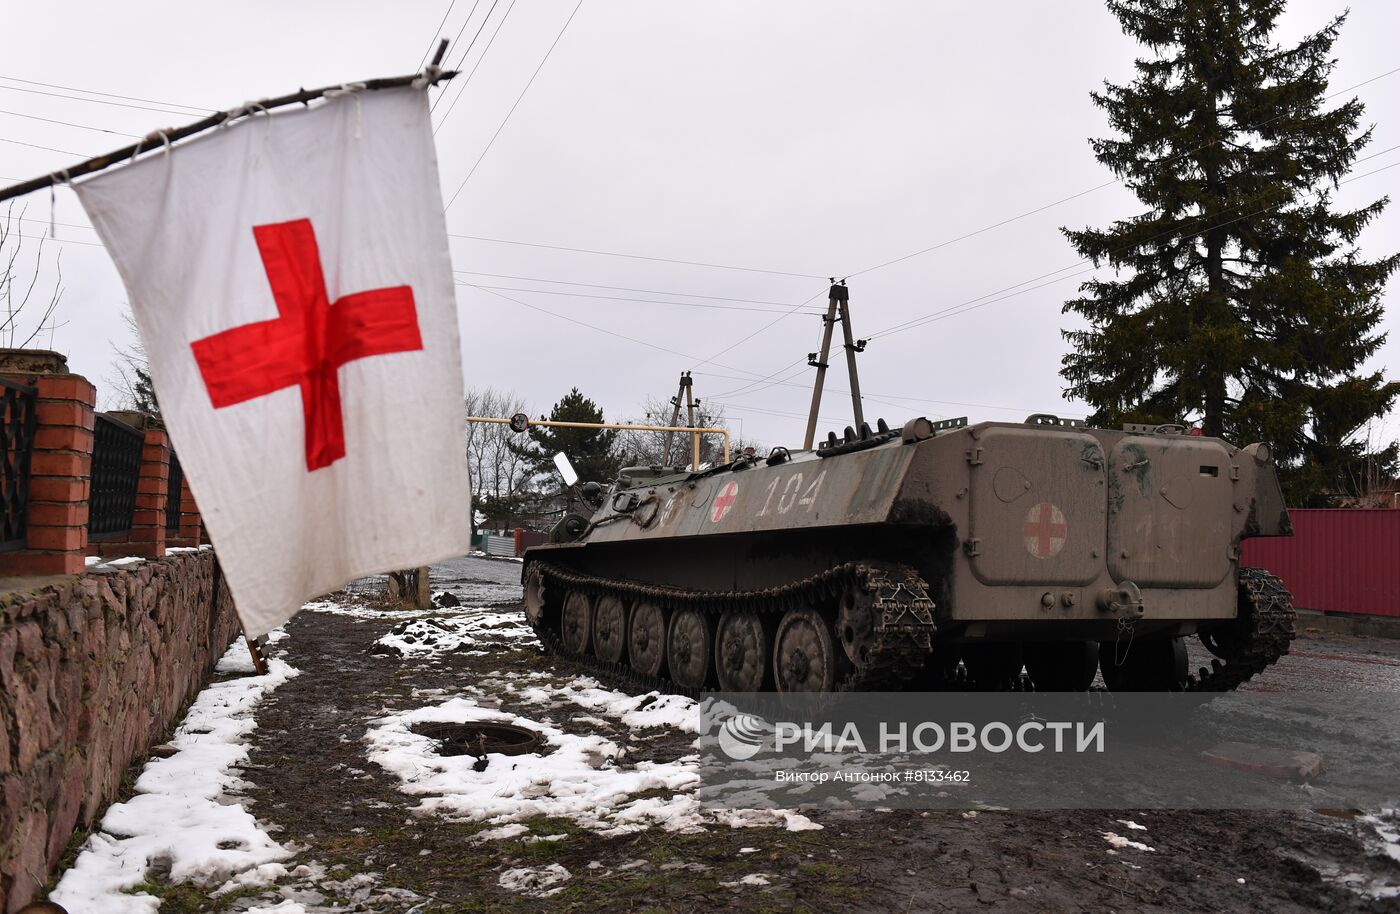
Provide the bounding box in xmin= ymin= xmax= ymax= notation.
xmin=1241 ymin=509 xmax=1400 ymax=618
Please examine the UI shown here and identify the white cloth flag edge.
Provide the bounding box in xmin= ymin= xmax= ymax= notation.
xmin=74 ymin=87 xmax=472 ymax=636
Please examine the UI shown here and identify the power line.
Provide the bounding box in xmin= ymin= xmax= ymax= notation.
xmin=707 ymin=401 xmax=849 ymax=425
xmin=666 ymin=64 xmax=1400 ymax=374
xmin=432 ymin=0 xmax=517 ymax=135
xmin=705 ymin=360 xmax=809 ymax=399
xmin=0 ymin=109 xmax=140 ymax=139
xmin=846 ymin=62 xmax=1400 ymax=280
xmin=432 ymin=0 xmax=502 ymax=119
xmin=447 ymin=231 xmax=823 ymax=278
xmin=0 ymin=136 xmax=89 ymax=157
xmin=869 ymin=262 xmax=1093 ymax=339
xmin=698 ymin=296 xmax=834 ymax=399
xmin=696 ymin=369 xmax=1060 ymax=417
xmin=444 ymin=0 xmax=586 ymax=210
xmin=0 ymin=82 xmax=199 ymax=117
xmin=416 ymin=0 xmax=460 ymax=72
xmin=13 ymin=216 xmax=95 ymax=233
xmin=453 ymin=269 xmax=820 ymax=307
xmin=465 ymin=283 xmax=821 ymax=392
xmin=0 ymin=75 xmax=208 ymax=115
xmin=462 ymin=282 xmax=824 ymax=315
xmin=6 ymin=232 xmax=103 ymax=248
xmin=466 ymin=282 xmax=698 ymax=363
xmin=848 ymin=182 xmax=1117 ymax=280
xmin=868 ymin=146 xmax=1400 ymax=341
xmin=429 ymin=0 xmax=487 ymax=114
xmin=689 ymin=285 xmax=830 ymax=371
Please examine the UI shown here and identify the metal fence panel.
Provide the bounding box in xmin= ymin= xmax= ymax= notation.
xmin=88 ymin=413 xmax=144 ymax=540
xmin=1241 ymin=509 xmax=1400 ymax=618
xmin=166 ymin=451 xmax=183 ymax=533
xmin=0 ymin=379 xmax=37 ymax=551
xmin=484 ymin=534 xmax=517 ymax=557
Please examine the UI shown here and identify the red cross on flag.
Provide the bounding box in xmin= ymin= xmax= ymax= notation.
xmin=74 ymin=87 xmax=471 ymax=637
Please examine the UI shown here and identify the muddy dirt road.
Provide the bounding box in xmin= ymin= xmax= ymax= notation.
xmin=97 ymin=555 xmax=1400 ymax=913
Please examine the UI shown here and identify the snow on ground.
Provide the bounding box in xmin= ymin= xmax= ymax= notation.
xmin=365 ymin=684 xmax=821 ymax=836
xmin=353 ymin=575 xmax=823 ymax=836
xmin=50 ymin=634 xmax=299 ymax=914
xmin=721 ymin=873 xmax=773 ymax=887
xmin=497 ymin=863 xmax=571 ymax=897
xmin=373 ymin=608 xmax=533 ymax=657
xmin=1365 ymin=810 xmax=1400 ymax=864
xmin=302 ymin=599 xmax=429 ymax=621
xmin=1340 ymin=809 xmax=1400 ymax=899
xmin=509 ymin=675 xmax=702 ymax=734
xmin=363 ymin=698 xmax=701 ymax=835
xmin=1103 ymin=831 xmax=1156 ymax=852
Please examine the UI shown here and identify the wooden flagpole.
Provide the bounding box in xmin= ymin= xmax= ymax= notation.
xmin=0 ymin=40 xmax=459 ymax=205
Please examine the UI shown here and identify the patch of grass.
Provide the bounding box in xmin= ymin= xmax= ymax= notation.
xmin=521 ymin=815 xmax=589 ymax=838
xmin=797 ymin=860 xmax=847 ymax=880
xmin=118 ymin=879 xmax=270 ymax=913
xmin=505 ymin=837 xmax=570 ymax=862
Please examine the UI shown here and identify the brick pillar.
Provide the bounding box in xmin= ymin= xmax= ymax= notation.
xmin=168 ymin=476 xmax=203 ymax=548
xmin=125 ymin=427 xmax=169 ymax=559
xmin=0 ymin=364 xmax=95 ymax=577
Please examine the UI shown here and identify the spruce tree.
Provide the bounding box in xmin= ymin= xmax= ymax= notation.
xmin=511 ymin=388 xmax=622 ymax=502
xmin=1062 ymin=0 xmax=1398 ymax=504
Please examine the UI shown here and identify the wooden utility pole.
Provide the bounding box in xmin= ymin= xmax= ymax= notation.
xmin=803 ymin=281 xmax=864 ymax=449
xmin=662 ymin=372 xmax=691 ymax=466
xmin=685 ymin=378 xmax=701 ymax=471
xmin=839 ymin=287 xmax=865 ymax=430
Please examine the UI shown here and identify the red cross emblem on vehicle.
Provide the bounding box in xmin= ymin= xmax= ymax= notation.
xmin=711 ymin=481 xmax=739 ymax=523
xmin=1023 ymin=501 xmax=1067 ymax=558
xmin=191 ymin=218 xmax=423 ymax=472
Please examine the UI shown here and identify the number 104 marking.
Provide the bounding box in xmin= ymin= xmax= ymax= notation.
xmin=757 ymin=470 xmax=826 ymax=516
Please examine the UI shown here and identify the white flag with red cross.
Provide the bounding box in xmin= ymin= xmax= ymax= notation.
xmin=74 ymin=86 xmax=472 ymax=637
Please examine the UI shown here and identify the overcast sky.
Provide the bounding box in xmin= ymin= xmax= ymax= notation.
xmin=2 ymin=0 xmax=1397 ymax=451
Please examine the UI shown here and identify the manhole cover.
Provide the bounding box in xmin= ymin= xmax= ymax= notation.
xmin=412 ymin=721 xmax=546 ymax=758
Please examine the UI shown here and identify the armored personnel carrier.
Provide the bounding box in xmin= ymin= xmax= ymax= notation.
xmin=522 ymin=414 xmax=1296 ymax=693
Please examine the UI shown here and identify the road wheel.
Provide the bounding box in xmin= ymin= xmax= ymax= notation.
xmin=560 ymin=591 xmax=592 ymax=656
xmin=629 ymin=601 xmax=668 ymax=678
xmin=592 ymin=594 xmax=627 ymax=664
xmin=523 ymin=566 xmax=548 ymax=626
xmin=715 ymin=611 xmax=772 ymax=692
xmin=668 ymin=607 xmax=714 ymax=689
xmin=1099 ymin=636 xmax=1188 ymax=691
xmin=961 ymin=643 xmax=1024 ymax=690
xmin=774 ymin=608 xmax=837 ymax=692
xmin=1024 ymin=641 xmax=1099 ymax=692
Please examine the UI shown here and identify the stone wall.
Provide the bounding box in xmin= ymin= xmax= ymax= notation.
xmin=0 ymin=549 xmax=239 ymax=913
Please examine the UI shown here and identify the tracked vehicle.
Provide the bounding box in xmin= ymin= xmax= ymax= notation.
xmin=521 ymin=411 xmax=1296 ymax=694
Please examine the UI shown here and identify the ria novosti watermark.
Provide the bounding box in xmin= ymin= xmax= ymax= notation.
xmin=764 ymin=717 xmax=1105 ymax=756
xmin=695 ymin=691 xmax=1400 ymax=811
